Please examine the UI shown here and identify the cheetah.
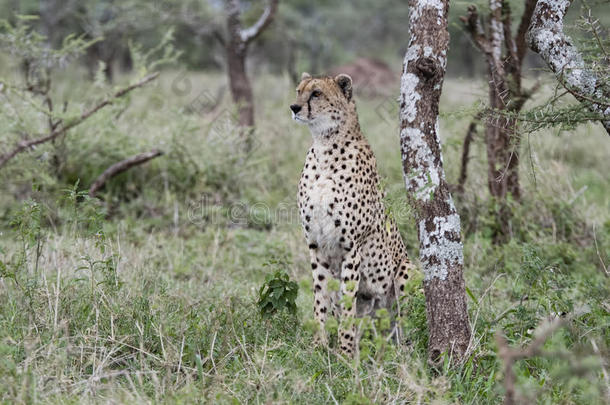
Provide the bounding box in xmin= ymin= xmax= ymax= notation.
xmin=290 ymin=72 xmax=414 ymax=356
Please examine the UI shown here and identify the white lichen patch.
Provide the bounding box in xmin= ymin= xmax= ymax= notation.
xmin=439 ymin=49 xmax=447 ymax=70
xmin=400 ymin=127 xmax=440 ymax=202
xmin=403 ymin=44 xmax=421 ymax=64
xmin=400 ymin=44 xmax=422 ymax=124
xmin=435 ymin=118 xmax=444 ymax=165
xmin=418 ymin=213 xmax=464 ymax=281
xmin=529 ymin=0 xmax=607 ymax=121
xmin=531 ymin=25 xmax=595 ymax=93
xmin=399 ymin=73 xmax=421 ymax=124
xmin=400 ymin=43 xmax=448 ymax=123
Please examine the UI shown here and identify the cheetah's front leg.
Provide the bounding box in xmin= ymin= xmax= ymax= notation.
xmin=339 ymin=247 xmax=361 ymax=357
xmin=309 ymin=247 xmax=333 ymax=346
xmin=394 ymin=258 xmax=414 ymax=301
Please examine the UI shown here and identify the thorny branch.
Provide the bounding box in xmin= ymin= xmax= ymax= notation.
xmin=515 ymin=0 xmax=539 ymax=64
xmin=0 ymin=72 xmax=159 ymax=169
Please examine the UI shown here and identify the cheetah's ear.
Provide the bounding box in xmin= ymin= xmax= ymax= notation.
xmin=334 ymin=74 xmax=353 ymax=101
xmin=301 ymin=72 xmax=312 ymax=81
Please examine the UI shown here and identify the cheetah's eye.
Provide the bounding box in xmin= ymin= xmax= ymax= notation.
xmin=311 ymin=90 xmax=321 ymax=98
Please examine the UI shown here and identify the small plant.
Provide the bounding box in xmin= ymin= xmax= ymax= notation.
xmin=1 ymin=197 xmax=45 ymax=319
xmin=61 ymin=180 xmax=107 ymax=247
xmin=257 ymin=259 xmax=298 ymax=319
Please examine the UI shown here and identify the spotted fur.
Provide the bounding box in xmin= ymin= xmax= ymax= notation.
xmin=290 ymin=72 xmax=414 ymax=356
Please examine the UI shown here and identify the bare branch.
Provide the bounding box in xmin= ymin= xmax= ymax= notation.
xmin=88 ymin=149 xmax=164 ymax=197
xmin=561 ymin=81 xmax=610 ymax=108
xmin=0 ymin=73 xmax=159 ymax=169
xmin=240 ymin=0 xmax=279 ymax=43
xmin=511 ymin=80 xmax=541 ymax=112
xmin=456 ymin=111 xmax=484 ymax=194
xmin=460 ymin=5 xmax=491 ymax=55
xmin=212 ymin=28 xmax=226 ymax=47
xmin=527 ymin=0 xmax=610 ymax=135
xmin=496 ymin=317 xmax=564 ymax=405
xmin=515 ymin=0 xmax=539 ymax=64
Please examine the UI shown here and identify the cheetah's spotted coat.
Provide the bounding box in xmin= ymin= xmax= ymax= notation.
xmin=290 ymin=72 xmax=414 ymax=356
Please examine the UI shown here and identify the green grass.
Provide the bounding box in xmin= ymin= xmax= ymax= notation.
xmin=0 ymin=68 xmax=609 ymax=404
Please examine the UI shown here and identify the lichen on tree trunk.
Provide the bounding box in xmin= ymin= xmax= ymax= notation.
xmin=399 ymin=0 xmax=471 ymax=363
xmin=527 ymin=0 xmax=610 ymax=135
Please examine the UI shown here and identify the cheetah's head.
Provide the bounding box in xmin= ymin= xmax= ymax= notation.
xmin=290 ymin=72 xmax=353 ymax=136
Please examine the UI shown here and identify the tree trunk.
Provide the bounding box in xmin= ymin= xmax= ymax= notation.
xmin=485 ymin=64 xmax=518 ymax=240
xmin=223 ymin=0 xmax=279 ymax=150
xmin=461 ymin=0 xmax=539 ymax=243
xmin=400 ymin=0 xmax=471 ymax=364
xmin=226 ymin=43 xmax=254 ymax=129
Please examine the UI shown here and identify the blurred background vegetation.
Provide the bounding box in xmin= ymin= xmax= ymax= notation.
xmin=2 ymin=0 xmax=606 ymax=78
xmin=0 ymin=0 xmax=608 ymax=403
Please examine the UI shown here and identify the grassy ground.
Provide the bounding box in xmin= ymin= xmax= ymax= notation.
xmin=0 ymin=68 xmax=609 ymax=404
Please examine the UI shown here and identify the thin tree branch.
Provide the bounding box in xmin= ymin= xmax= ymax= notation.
xmin=456 ymin=111 xmax=484 ymax=194
xmin=515 ymin=0 xmax=539 ymax=65
xmin=502 ymin=1 xmax=519 ymax=76
xmin=510 ymin=81 xmax=541 ymax=112
xmin=527 ymin=0 xmax=610 ymax=135
xmin=0 ymin=72 xmax=159 ymax=169
xmin=88 ymin=149 xmax=164 ymax=197
xmin=460 ymin=5 xmax=491 ymax=55
xmin=240 ymin=0 xmax=279 ymax=43
xmin=496 ymin=317 xmax=564 ymax=405
xmin=583 ymin=8 xmax=608 ymax=58
xmin=212 ymin=28 xmax=226 ymax=47
xmin=560 ymin=80 xmax=610 ymax=108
